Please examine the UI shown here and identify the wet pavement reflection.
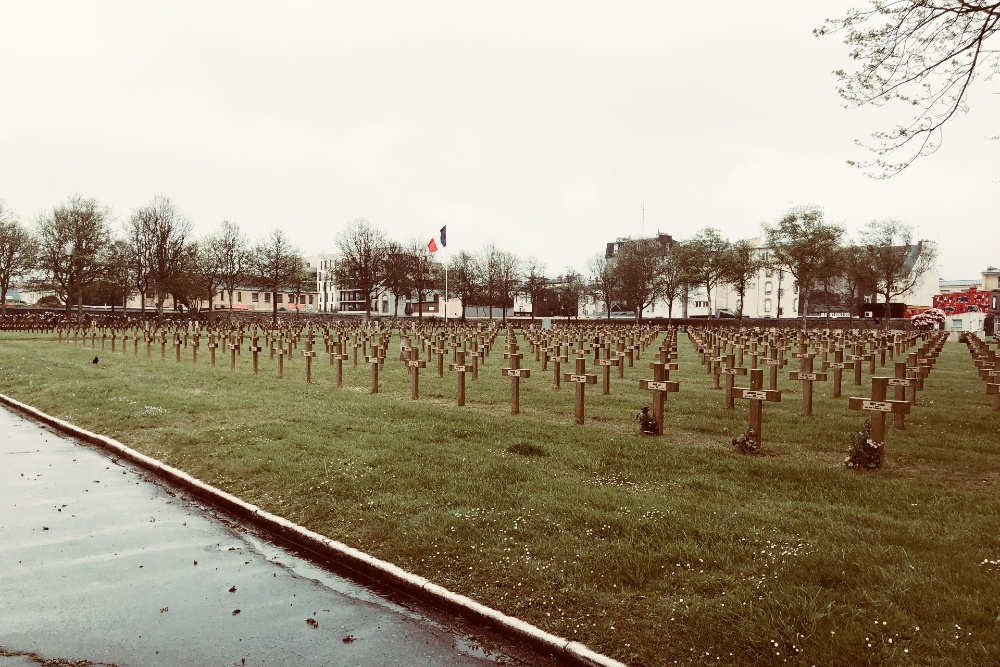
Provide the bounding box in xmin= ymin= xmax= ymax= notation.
xmin=0 ymin=406 xmax=552 ymax=667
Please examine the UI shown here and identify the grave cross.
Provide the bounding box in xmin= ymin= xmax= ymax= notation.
xmin=274 ymin=344 xmax=286 ymax=379
xmin=563 ymin=357 xmax=597 ymax=425
xmin=329 ymin=341 xmax=347 ymax=387
xmin=849 ymin=377 xmax=910 ymax=467
xmin=848 ymin=346 xmax=874 ymax=386
xmin=988 ymin=381 xmax=1000 ymax=411
xmin=789 ymin=355 xmax=828 ymax=417
xmin=502 ymin=340 xmax=531 ymax=415
xmin=889 ymin=361 xmax=919 ymax=430
xmin=407 ymin=346 xmax=427 ymax=400
xmin=207 ymin=335 xmax=219 ymax=368
xmin=720 ymin=353 xmax=747 ymax=409
xmin=548 ymin=345 xmax=569 ymax=389
xmin=639 ymin=362 xmax=679 ymax=436
xmin=821 ymin=349 xmax=854 ymax=399
xmin=978 ymin=357 xmax=1000 ymax=411
xmin=229 ymin=337 xmax=239 ymax=371
xmin=303 ymin=338 xmax=317 ymax=385
xmin=711 ymin=351 xmax=727 ymax=389
xmin=450 ymin=350 xmax=469 ymax=406
xmin=434 ymin=340 xmax=447 ymax=377
xmin=248 ymin=337 xmax=263 ymax=375
xmin=735 ymin=368 xmax=782 ymax=446
xmin=365 ymin=344 xmax=381 ymax=393
xmin=595 ymin=347 xmax=620 ymax=395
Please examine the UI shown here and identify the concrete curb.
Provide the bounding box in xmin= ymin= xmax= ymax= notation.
xmin=0 ymin=393 xmax=627 ymax=667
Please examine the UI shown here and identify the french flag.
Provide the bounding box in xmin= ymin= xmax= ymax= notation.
xmin=427 ymin=225 xmax=447 ymax=253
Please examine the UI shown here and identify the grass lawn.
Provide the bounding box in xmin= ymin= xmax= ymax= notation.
xmin=2 ymin=329 xmax=1000 ymax=666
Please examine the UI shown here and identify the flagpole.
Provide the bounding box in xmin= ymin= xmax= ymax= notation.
xmin=444 ymin=245 xmax=449 ymax=322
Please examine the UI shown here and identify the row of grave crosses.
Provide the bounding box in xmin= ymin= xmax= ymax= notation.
xmin=959 ymin=332 xmax=1000 ymax=411
xmin=686 ymin=326 xmax=947 ymax=456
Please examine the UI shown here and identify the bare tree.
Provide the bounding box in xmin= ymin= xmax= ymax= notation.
xmin=412 ymin=248 xmax=443 ymax=322
xmin=289 ymin=259 xmax=315 ymax=320
xmin=334 ymin=218 xmax=389 ymax=315
xmin=449 ymin=250 xmax=483 ymax=322
xmin=659 ymin=243 xmax=694 ymax=323
xmin=479 ymin=243 xmax=502 ymax=320
xmin=520 ymin=257 xmax=548 ymax=319
xmin=192 ymin=239 xmax=225 ymax=314
xmin=817 ymin=2 xmax=1000 ymax=177
xmin=588 ymin=254 xmax=617 ymax=320
xmin=382 ymin=240 xmax=417 ymax=317
xmin=89 ymin=238 xmax=133 ymax=315
xmin=211 ymin=220 xmax=251 ymax=318
xmin=683 ymin=228 xmax=731 ymax=319
xmin=861 ymin=219 xmax=938 ymax=327
xmin=721 ymin=239 xmax=766 ymax=321
xmin=836 ymin=243 xmax=879 ymax=317
xmin=763 ymin=205 xmax=845 ymax=331
xmin=495 ymin=249 xmax=522 ymax=322
xmin=251 ymin=229 xmax=304 ymax=323
xmin=0 ymin=201 xmax=37 ymax=314
xmin=613 ymin=238 xmax=664 ymax=323
xmin=35 ymin=194 xmax=112 ymax=320
xmin=128 ymin=195 xmax=193 ymax=316
xmin=164 ymin=241 xmax=202 ymax=313
xmin=124 ymin=209 xmax=154 ymax=315
xmin=556 ymin=269 xmax=587 ymax=321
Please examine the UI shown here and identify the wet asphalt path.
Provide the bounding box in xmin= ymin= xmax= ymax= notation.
xmin=0 ymin=405 xmax=554 ymax=667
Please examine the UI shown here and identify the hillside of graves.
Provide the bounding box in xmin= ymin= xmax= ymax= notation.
xmin=2 ymin=321 xmax=999 ymax=666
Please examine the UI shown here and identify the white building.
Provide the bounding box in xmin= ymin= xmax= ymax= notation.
xmin=590 ymin=235 xmax=938 ymax=320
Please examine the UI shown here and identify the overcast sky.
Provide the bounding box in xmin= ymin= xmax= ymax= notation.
xmin=2 ymin=1 xmax=997 ymax=280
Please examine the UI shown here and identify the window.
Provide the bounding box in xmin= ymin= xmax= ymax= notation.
xmin=381 ymin=299 xmax=389 ymax=314
xmin=764 ymin=298 xmax=772 ymax=312
xmin=694 ymin=300 xmax=709 ymax=308
xmin=765 ymin=269 xmax=773 ymax=278
xmin=308 ymin=295 xmax=314 ymax=305
xmin=237 ymin=291 xmax=242 ymax=303
xmin=264 ymin=293 xmax=271 ymax=303
xmin=299 ymin=295 xmax=306 ymax=304
xmin=251 ymin=292 xmax=259 ymax=303
xmin=764 ymin=281 xmax=773 ymax=294
xmin=793 ymin=282 xmax=799 ymax=294
xmin=276 ymin=294 xmax=283 ymax=304
xmin=779 ymin=288 xmax=785 ymax=298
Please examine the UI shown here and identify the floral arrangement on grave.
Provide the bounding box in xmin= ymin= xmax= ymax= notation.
xmin=636 ymin=406 xmax=658 ymax=435
xmin=844 ymin=419 xmax=881 ymax=469
xmin=911 ymin=308 xmax=945 ymax=330
xmin=731 ymin=428 xmax=760 ymax=455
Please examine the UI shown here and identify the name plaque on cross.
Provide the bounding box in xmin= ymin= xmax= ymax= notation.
xmin=568 ymin=374 xmax=592 ymax=383
xmin=502 ymin=368 xmax=529 ymax=378
xmin=641 ymin=381 xmax=670 ymax=391
xmin=887 ymin=378 xmax=912 ymax=387
xmin=451 ymin=365 xmax=467 ymax=373
xmin=742 ymin=390 xmax=768 ymax=400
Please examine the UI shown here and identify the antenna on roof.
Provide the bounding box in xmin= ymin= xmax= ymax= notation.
xmin=641 ymin=200 xmax=646 ymax=237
